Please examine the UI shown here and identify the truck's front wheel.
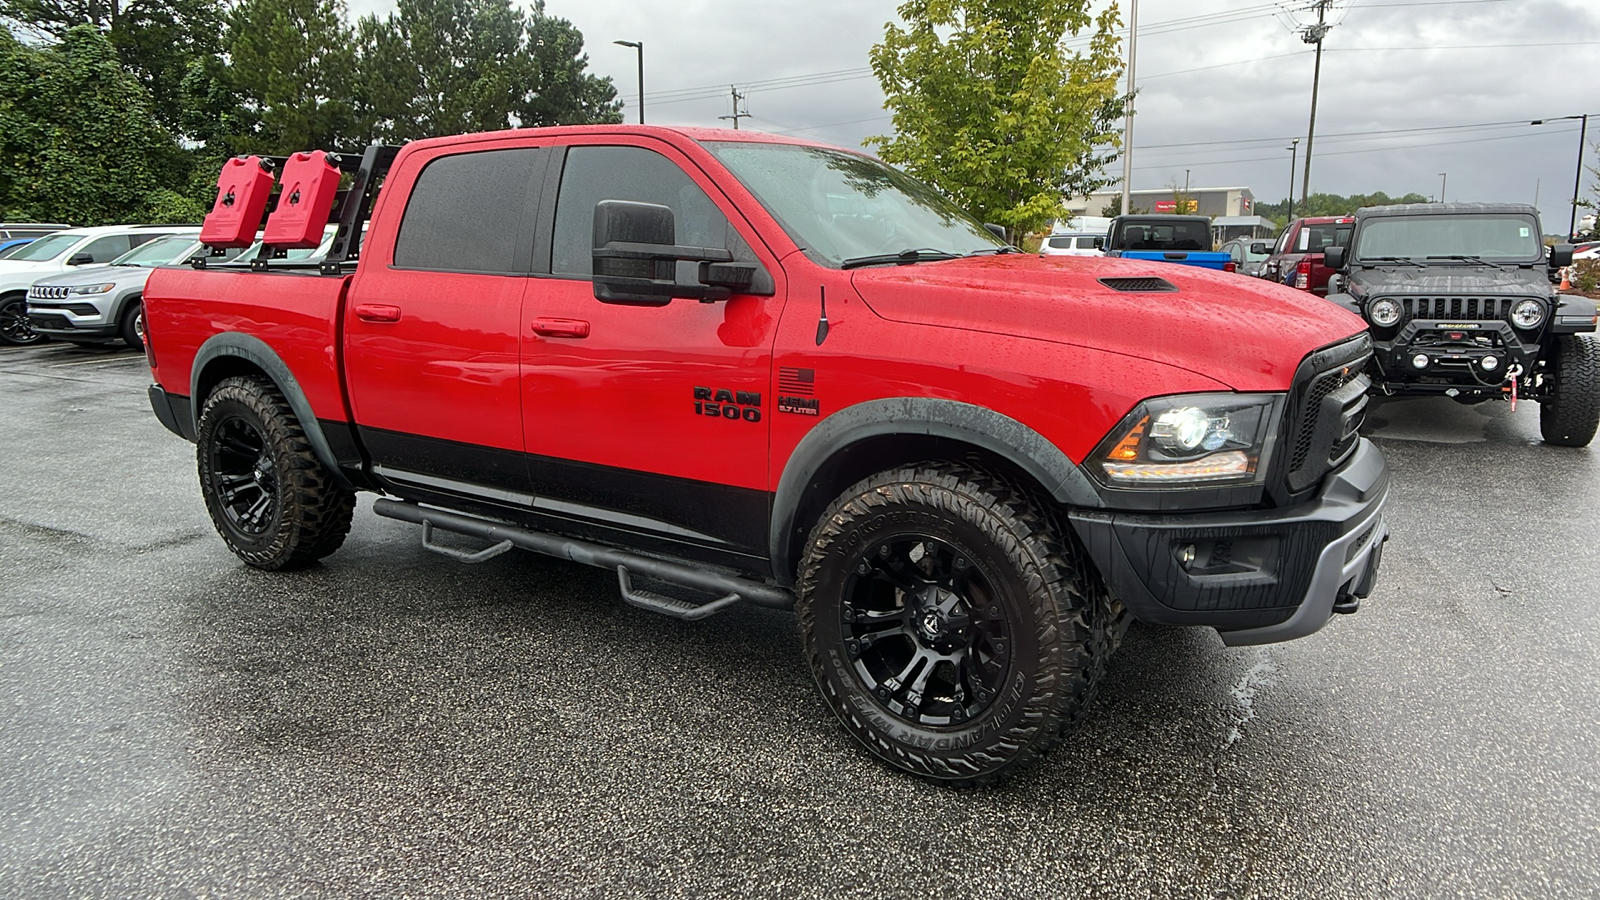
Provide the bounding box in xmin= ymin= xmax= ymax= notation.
xmin=1540 ymin=335 xmax=1599 ymax=447
xmin=196 ymin=376 xmax=355 ymax=569
xmin=796 ymin=464 xmax=1113 ymax=786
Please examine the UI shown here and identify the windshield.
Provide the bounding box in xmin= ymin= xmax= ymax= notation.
xmin=113 ymin=236 xmax=198 ymax=266
xmin=6 ymin=233 xmax=80 ymax=262
xmin=1354 ymin=214 xmax=1541 ymax=261
xmin=702 ymin=142 xmax=1004 ymax=267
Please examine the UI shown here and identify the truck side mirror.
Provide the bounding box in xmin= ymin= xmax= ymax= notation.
xmin=1549 ymin=244 xmax=1574 ymax=268
xmin=1322 ymin=246 xmax=1346 ymax=270
xmin=590 ymin=200 xmax=768 ymax=306
xmin=1250 ymin=242 xmax=1268 ymax=255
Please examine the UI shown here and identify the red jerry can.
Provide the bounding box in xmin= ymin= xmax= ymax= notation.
xmin=263 ymin=151 xmax=343 ymax=248
xmin=199 ymin=156 xmax=275 ymax=248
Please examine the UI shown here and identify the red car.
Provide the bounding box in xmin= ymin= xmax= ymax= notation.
xmin=1258 ymin=215 xmax=1354 ymax=295
xmin=144 ymin=126 xmax=1389 ymax=785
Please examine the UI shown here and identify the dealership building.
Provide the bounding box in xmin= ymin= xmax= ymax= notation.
xmin=1063 ymin=186 xmax=1278 ymax=242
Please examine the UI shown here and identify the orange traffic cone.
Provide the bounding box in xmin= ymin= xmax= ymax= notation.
xmin=1559 ymin=266 xmax=1571 ymax=291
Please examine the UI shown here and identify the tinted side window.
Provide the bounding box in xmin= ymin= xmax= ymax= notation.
xmin=79 ymin=235 xmax=132 ymax=262
xmin=394 ymin=148 xmax=540 ymax=273
xmin=551 ymin=146 xmax=752 ymax=277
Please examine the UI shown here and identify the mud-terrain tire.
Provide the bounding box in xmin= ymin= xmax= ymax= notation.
xmin=796 ymin=463 xmax=1114 ymax=786
xmin=1540 ymin=335 xmax=1599 ymax=447
xmin=196 ymin=376 xmax=356 ymax=569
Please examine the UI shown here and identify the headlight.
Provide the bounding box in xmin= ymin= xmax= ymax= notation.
xmin=1088 ymin=393 xmax=1282 ymax=489
xmin=69 ymin=283 xmax=116 ymax=295
xmin=1368 ymin=297 xmax=1402 ymax=327
xmin=1510 ymin=299 xmax=1545 ymax=329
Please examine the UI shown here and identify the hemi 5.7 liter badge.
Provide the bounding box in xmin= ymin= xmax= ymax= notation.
xmin=778 ymin=367 xmax=820 ymax=416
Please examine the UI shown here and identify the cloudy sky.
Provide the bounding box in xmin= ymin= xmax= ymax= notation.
xmin=345 ymin=0 xmax=1600 ymax=229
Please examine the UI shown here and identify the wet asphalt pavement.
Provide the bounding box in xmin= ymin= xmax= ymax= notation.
xmin=1 ymin=341 xmax=1597 ymax=899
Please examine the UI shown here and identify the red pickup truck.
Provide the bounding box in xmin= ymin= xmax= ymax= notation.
xmin=144 ymin=126 xmax=1389 ymax=785
xmin=1258 ymin=215 xmax=1354 ymax=295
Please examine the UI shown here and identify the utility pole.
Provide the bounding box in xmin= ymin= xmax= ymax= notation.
xmin=613 ymin=40 xmax=644 ymax=123
xmin=1299 ymin=0 xmax=1335 ymax=205
xmin=719 ymin=86 xmax=750 ymax=130
xmin=1287 ymin=138 xmax=1300 ymax=220
xmin=1438 ymin=172 xmax=1447 ymax=203
xmin=1119 ymin=0 xmax=1139 ymax=216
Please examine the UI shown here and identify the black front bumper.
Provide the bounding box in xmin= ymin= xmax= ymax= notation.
xmin=1371 ymin=319 xmax=1537 ymax=398
xmin=1070 ymin=438 xmax=1389 ymax=645
xmin=27 ymin=312 xmax=117 ymax=340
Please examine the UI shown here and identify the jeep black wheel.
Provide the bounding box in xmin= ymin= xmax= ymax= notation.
xmin=197 ymin=376 xmax=356 ymax=569
xmin=0 ymin=295 xmax=44 ymax=346
xmin=1540 ymin=335 xmax=1599 ymax=447
xmin=797 ymin=464 xmax=1113 ymax=786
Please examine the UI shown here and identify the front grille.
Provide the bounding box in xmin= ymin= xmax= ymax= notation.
xmin=28 ymin=285 xmax=69 ymax=300
xmin=1278 ymin=335 xmax=1372 ymax=500
xmin=1399 ymin=296 xmax=1516 ymax=321
xmin=1098 ymin=276 xmax=1178 ymax=293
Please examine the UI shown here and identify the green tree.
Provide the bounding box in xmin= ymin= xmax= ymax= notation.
xmin=1256 ymin=191 xmax=1432 ymax=226
xmin=0 ymin=0 xmax=227 ymax=130
xmin=354 ymin=0 xmax=618 ymax=144
xmin=0 ymin=25 xmax=196 ymax=223
xmin=868 ymin=0 xmax=1126 ymax=242
xmin=224 ymin=0 xmax=358 ymax=153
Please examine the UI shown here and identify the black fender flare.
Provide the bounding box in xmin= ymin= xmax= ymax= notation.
xmin=1553 ymin=295 xmax=1599 ymax=334
xmin=768 ymin=397 xmax=1102 ymax=583
xmin=190 ymin=332 xmax=356 ymax=491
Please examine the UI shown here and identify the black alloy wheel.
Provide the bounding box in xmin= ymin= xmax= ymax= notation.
xmin=841 ymin=535 xmax=1011 ymax=727
xmin=209 ymin=415 xmax=280 ymax=537
xmin=0 ymin=296 xmax=44 ymax=346
xmin=798 ymin=463 xmax=1117 ymax=786
xmin=196 ymin=376 xmax=356 ymax=569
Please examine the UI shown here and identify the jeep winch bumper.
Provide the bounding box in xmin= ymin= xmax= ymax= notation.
xmin=1069 ymin=438 xmax=1389 ymax=645
xmin=1371 ymin=319 xmax=1538 ymax=396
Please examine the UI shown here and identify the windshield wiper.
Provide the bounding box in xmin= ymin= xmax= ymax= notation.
xmin=1426 ymin=254 xmax=1505 ymax=270
xmin=1360 ymin=255 xmax=1425 ymax=268
xmin=840 ymin=248 xmax=962 ymax=269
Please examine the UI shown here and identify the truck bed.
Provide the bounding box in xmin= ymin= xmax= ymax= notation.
xmin=144 ymin=265 xmax=353 ymax=421
xmin=1114 ymin=250 xmax=1232 ymax=270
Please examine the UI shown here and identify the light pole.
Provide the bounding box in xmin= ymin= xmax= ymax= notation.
xmin=614 ymin=40 xmax=644 ymax=124
xmin=1119 ymin=0 xmax=1138 ymax=216
xmin=1531 ymin=114 xmax=1590 ymax=240
xmin=1286 ymin=138 xmax=1300 ymax=220
xmin=1438 ymin=172 xmax=1447 ymax=203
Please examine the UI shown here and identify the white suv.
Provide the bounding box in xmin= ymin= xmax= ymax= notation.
xmin=0 ymin=224 xmax=187 ymax=345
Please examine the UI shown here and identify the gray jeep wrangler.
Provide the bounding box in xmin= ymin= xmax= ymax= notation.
xmin=1323 ymin=203 xmax=1597 ymax=446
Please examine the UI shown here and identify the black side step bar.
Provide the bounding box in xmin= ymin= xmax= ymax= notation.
xmin=372 ymin=499 xmax=795 ymax=617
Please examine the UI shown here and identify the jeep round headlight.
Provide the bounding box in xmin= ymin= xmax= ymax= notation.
xmin=1368 ymin=297 xmax=1402 ymax=327
xmin=1510 ymin=299 xmax=1545 ymax=329
xmin=1090 ymin=393 xmax=1282 ymax=488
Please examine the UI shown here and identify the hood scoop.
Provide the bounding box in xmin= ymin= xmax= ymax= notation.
xmin=1098 ymin=276 xmax=1178 ymax=293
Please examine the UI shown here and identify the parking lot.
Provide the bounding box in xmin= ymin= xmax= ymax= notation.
xmin=2 ymin=341 xmax=1597 ymax=898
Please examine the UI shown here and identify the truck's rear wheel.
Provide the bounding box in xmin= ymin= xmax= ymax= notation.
xmin=196 ymin=376 xmax=355 ymax=569
xmin=1540 ymin=335 xmax=1599 ymax=447
xmin=796 ymin=464 xmax=1113 ymax=786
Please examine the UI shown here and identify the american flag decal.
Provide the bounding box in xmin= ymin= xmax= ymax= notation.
xmin=778 ymin=367 xmax=815 ymax=396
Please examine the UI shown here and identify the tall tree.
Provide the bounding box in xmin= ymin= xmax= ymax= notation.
xmin=224 ymin=0 xmax=358 ymax=153
xmin=0 ymin=25 xmax=197 ymax=223
xmin=868 ymin=0 xmax=1126 ymax=242
xmin=354 ymin=0 xmax=617 ymax=144
xmin=0 ymin=0 xmax=227 ymax=130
